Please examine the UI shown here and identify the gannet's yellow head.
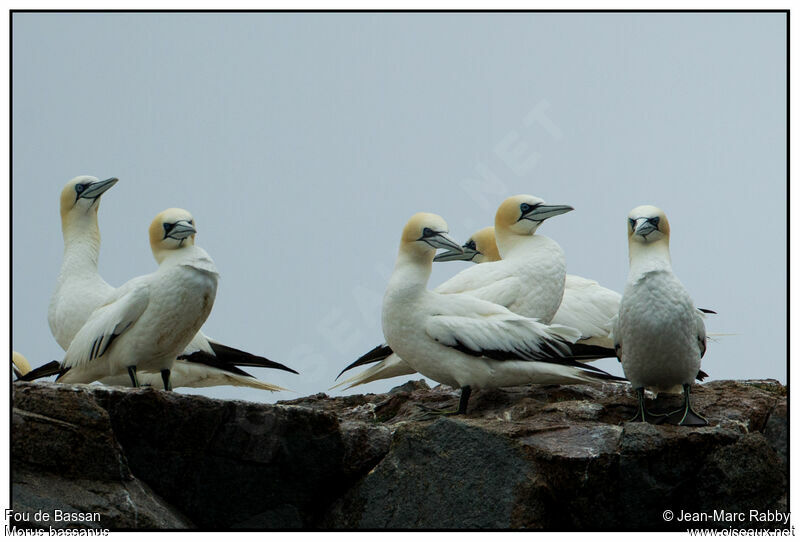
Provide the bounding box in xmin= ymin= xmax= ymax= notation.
xmin=627 ymin=205 xmax=670 ymax=245
xmin=149 ymin=208 xmax=197 ymax=263
xmin=400 ymin=212 xmax=463 ymax=260
xmin=59 ymin=175 xmax=118 ymax=221
xmin=494 ymin=194 xmax=574 ymax=236
xmin=434 ymin=226 xmax=501 ymax=264
xmin=469 ymin=226 xmax=501 ymax=263
xmin=12 ymin=351 xmax=30 ymax=379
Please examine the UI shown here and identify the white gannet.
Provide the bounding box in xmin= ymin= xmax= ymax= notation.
xmin=55 ymin=208 xmax=219 ymax=390
xmin=612 ymin=205 xmax=708 ymax=426
xmin=380 ymin=212 xmax=625 ymax=414
xmin=35 ymin=177 xmax=298 ymax=390
xmin=336 ymin=196 xmax=575 ymax=390
xmin=48 ymin=176 xmax=119 ymax=350
xmin=432 ymin=195 xmax=573 ymax=319
xmin=12 ymin=351 xmax=31 ymax=379
xmin=333 ymin=227 xmax=504 ymax=390
xmin=437 ymin=224 xmax=622 ymax=352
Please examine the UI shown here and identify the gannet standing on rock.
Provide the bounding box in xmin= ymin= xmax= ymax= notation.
xmin=613 ymin=205 xmax=708 ymax=426
xmin=336 ymin=196 xmax=575 ymax=390
xmin=55 ymin=208 xmax=218 ymax=390
xmin=48 ymin=176 xmax=119 ymax=350
xmin=34 ymin=177 xmax=298 ymax=390
xmin=381 ymin=212 xmax=625 ymax=415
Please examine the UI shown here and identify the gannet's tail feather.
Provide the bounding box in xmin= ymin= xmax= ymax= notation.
xmin=331 ymin=353 xmax=415 ymax=390
xmin=179 ymin=341 xmax=299 ymax=375
xmin=336 ymin=344 xmax=394 ymax=380
xmin=17 ymin=360 xmax=62 ymax=381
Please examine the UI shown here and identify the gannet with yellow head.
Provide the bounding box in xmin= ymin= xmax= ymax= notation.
xmin=432 ymin=195 xmax=573 ymax=320
xmin=334 ymin=226 xmax=506 ymax=390
xmin=12 ymin=351 xmax=31 ymax=379
xmin=337 ymin=197 xmax=575 ymax=392
xmin=381 ymin=212 xmax=624 ymax=414
xmin=55 ymin=208 xmax=218 ymax=390
xmin=48 ymin=175 xmax=119 ymax=350
xmin=612 ymin=205 xmax=708 ymax=426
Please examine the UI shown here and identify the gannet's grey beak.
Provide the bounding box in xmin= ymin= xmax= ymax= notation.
xmin=434 ymin=245 xmax=479 ymax=262
xmin=634 ymin=217 xmax=659 ymax=238
xmin=164 ymin=220 xmax=196 ymax=241
xmin=80 ymin=177 xmax=118 ymax=200
xmin=422 ymin=231 xmax=463 ymax=253
xmin=523 ymin=204 xmax=574 ymax=222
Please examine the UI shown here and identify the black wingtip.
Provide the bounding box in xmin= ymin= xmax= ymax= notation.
xmin=206 ymin=341 xmax=299 ymax=374
xmin=698 ymin=308 xmax=717 ymax=314
xmin=696 ymin=369 xmax=709 ymax=381
xmin=17 ymin=360 xmax=63 ymax=381
xmin=336 ymin=344 xmax=394 ymax=380
xmin=565 ymin=343 xmax=617 ymax=360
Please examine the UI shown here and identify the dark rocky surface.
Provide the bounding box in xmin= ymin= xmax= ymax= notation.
xmin=11 ymin=379 xmax=788 ymax=530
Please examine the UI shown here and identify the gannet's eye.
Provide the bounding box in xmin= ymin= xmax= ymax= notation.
xmin=422 ymin=227 xmax=434 ymax=237
xmin=628 ymin=218 xmax=636 ymax=230
xmin=464 ymin=240 xmax=477 ymax=251
xmin=649 ymin=216 xmax=660 ymax=228
xmin=163 ymin=223 xmax=175 ymax=234
xmin=520 ymin=203 xmax=531 ymax=213
xmin=75 ymin=184 xmax=85 ymax=194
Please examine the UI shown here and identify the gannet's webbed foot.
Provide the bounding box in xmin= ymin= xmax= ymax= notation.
xmin=127 ymin=365 xmax=139 ymax=388
xmin=628 ymin=387 xmax=667 ymax=424
xmin=666 ymin=384 xmax=708 ymax=426
xmin=417 ymin=386 xmax=471 ymax=418
xmin=161 ymin=369 xmax=172 ymax=391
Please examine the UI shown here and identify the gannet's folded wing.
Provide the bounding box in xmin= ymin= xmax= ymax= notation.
xmin=553 ymin=275 xmax=621 ymax=345
xmin=425 ymin=310 xmax=580 ymax=362
xmin=62 ymin=284 xmax=150 ymax=371
xmin=434 ymin=264 xmax=522 ymax=308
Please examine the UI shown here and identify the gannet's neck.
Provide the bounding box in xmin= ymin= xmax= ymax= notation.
xmin=60 ymin=213 xmax=102 ymax=273
xmin=387 ymin=249 xmax=433 ymax=297
xmin=495 ymin=229 xmax=551 ymax=259
xmin=628 ymin=238 xmax=672 ymax=278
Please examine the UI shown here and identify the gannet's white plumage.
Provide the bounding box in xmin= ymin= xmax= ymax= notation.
xmin=380 ymin=212 xmax=624 ymax=414
xmin=40 ymin=178 xmax=297 ymax=390
xmin=56 ymin=208 xmax=219 ymax=389
xmin=336 ymin=197 xmax=575 ymax=390
xmin=433 ymin=195 xmax=573 ymax=319
xmin=441 ymin=224 xmax=622 ymax=349
xmin=48 ymin=176 xmax=119 ymax=350
xmin=12 ymin=351 xmax=31 ymax=379
xmin=612 ymin=205 xmax=708 ymax=425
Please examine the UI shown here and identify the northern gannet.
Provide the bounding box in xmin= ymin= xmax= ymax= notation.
xmin=380 ymin=212 xmax=625 ymax=414
xmin=55 ymin=208 xmax=219 ymax=390
xmin=612 ymin=205 xmax=708 ymax=426
xmin=12 ymin=351 xmax=31 ymax=379
xmin=38 ymin=177 xmax=298 ymax=390
xmin=437 ymin=224 xmax=621 ymax=352
xmin=48 ymin=176 xmax=119 ymax=350
xmin=336 ymin=196 xmax=575 ymax=390
xmin=333 ymin=227 xmax=506 ymax=390
xmin=432 ymin=195 xmax=573 ymax=319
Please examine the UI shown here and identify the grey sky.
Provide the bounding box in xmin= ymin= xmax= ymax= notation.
xmin=11 ymin=12 xmax=786 ymax=402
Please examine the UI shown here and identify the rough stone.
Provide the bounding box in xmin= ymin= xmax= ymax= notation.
xmin=12 ymin=378 xmax=788 ymax=530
